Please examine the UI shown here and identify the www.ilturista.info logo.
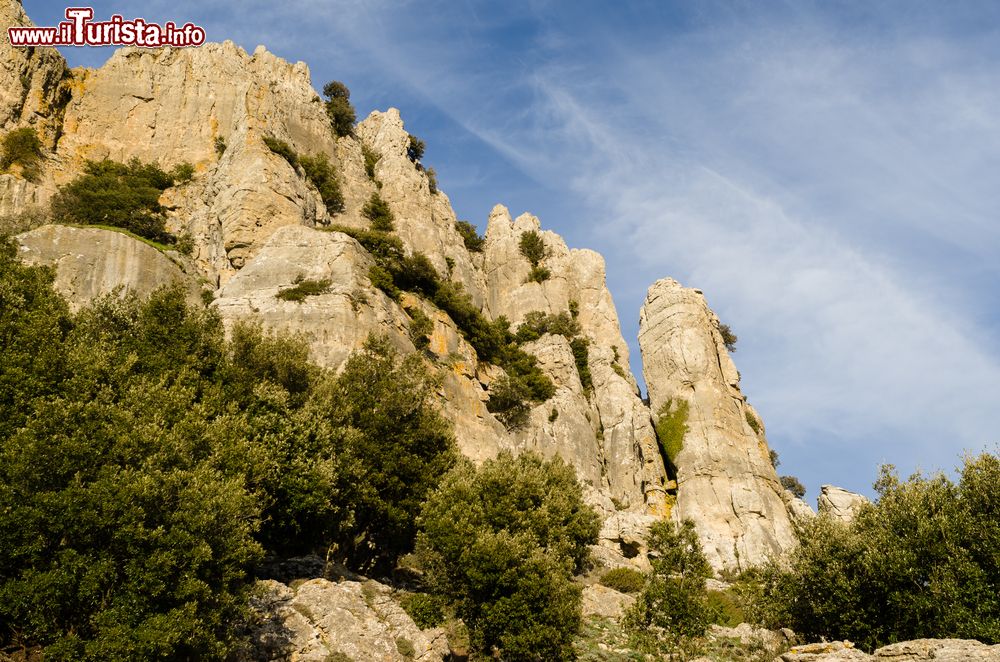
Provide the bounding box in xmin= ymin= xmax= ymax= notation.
xmin=8 ymin=7 xmax=206 ymax=48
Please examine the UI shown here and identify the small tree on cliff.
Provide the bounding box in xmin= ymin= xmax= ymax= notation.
xmin=323 ymin=80 xmax=356 ymax=137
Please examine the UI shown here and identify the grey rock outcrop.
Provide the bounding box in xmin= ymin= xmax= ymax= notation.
xmin=781 ymin=639 xmax=1000 ymax=662
xmin=818 ymin=485 xmax=869 ymax=523
xmin=638 ymin=277 xmax=796 ymax=571
xmin=249 ymin=578 xmax=445 ymax=662
xmin=581 ymin=584 xmax=635 ymax=620
xmin=1 ymin=0 xmax=69 ymax=143
xmin=14 ymin=224 xmax=200 ymax=311
xmin=783 ymin=489 xmax=818 ymax=528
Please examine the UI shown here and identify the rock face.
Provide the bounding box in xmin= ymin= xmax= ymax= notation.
xmin=249 ymin=579 xmax=446 ymax=662
xmin=781 ymin=639 xmax=1000 ymax=662
xmin=14 ymin=224 xmax=201 ymax=311
xmin=818 ymin=485 xmax=869 ymax=523
xmin=2 ymin=1 xmax=808 ymax=579
xmin=1 ymin=0 xmax=70 ymax=144
xmin=580 ymin=584 xmax=635 ymax=620
xmin=783 ymin=489 xmax=818 ymax=528
xmin=638 ymin=278 xmax=796 ymax=571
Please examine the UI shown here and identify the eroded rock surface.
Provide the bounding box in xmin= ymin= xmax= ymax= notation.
xmin=14 ymin=224 xmax=200 ymax=310
xmin=638 ymin=278 xmax=796 ymax=570
xmin=818 ymin=485 xmax=869 ymax=523
xmin=248 ymin=579 xmax=445 ymax=662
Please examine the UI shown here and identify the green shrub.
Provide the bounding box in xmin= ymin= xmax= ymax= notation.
xmin=1 ymin=127 xmax=43 ymax=181
xmin=719 ymin=322 xmax=737 ymax=352
xmin=263 ymin=135 xmax=299 ymax=168
xmin=396 ymin=252 xmax=439 ymax=296
xmin=51 ymin=158 xmax=182 ymax=244
xmin=770 ymin=448 xmax=780 ymax=468
xmin=417 ymin=452 xmax=600 ymax=660
xmin=407 ymin=306 xmax=433 ymax=350
xmin=519 ymin=230 xmax=545 ymax=266
xmin=0 ymin=255 xmax=463 ymax=655
xmin=654 ymin=399 xmax=690 ymax=467
xmin=299 ymin=153 xmax=345 ymax=214
xmin=175 ymin=232 xmax=195 ymax=256
xmin=600 ymin=567 xmax=647 ymax=594
xmin=398 ymin=593 xmax=445 ymax=629
xmin=707 ymin=589 xmax=745 ymax=627
xmin=407 ymin=134 xmax=425 ymax=162
xmin=527 ymin=265 xmax=550 ymax=283
xmin=746 ymin=410 xmax=762 ymax=435
xmin=395 ymin=637 xmax=415 ymax=659
xmin=425 ymin=167 xmax=438 ymax=194
xmin=369 ymin=264 xmax=400 ymax=301
xmin=570 ymin=337 xmax=594 ymax=393
xmin=740 ymin=455 xmax=1000 ymax=651
xmin=0 ymin=206 xmax=48 ymax=236
xmin=275 ymin=276 xmax=331 ymax=302
xmin=170 ymin=161 xmax=194 ymax=183
xmin=485 ymin=374 xmax=533 ymax=430
xmin=361 ymin=143 xmax=380 ymax=179
xmin=569 ymin=300 xmax=580 ymax=318
xmin=623 ymin=520 xmax=714 ymax=655
xmin=362 ymin=193 xmax=394 ymax=232
xmin=323 ymin=81 xmax=356 ymax=137
xmin=780 ymin=475 xmax=806 ymax=498
xmin=455 ymin=220 xmax=484 ymax=252
xmin=514 ymin=310 xmax=581 ymax=343
xmin=214 ymin=136 xmax=227 ymax=156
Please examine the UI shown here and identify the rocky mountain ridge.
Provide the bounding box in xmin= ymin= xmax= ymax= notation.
xmin=1 ymin=0 xmax=814 ymax=573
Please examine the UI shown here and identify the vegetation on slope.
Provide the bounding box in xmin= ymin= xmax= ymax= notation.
xmin=736 ymin=455 xmax=1000 ymax=651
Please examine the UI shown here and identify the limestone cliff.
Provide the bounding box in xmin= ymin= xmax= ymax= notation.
xmin=638 ymin=278 xmax=797 ymax=570
xmin=1 ymin=0 xmax=798 ymax=572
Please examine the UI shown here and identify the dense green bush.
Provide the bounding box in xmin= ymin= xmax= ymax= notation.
xmin=527 ymin=265 xmax=551 ymax=283
xmin=323 ymin=81 xmax=356 ymax=137
xmin=425 ymin=166 xmax=438 ymax=194
xmin=263 ymin=135 xmax=299 ymax=167
xmin=362 ymin=192 xmax=395 ymax=231
xmin=780 ymin=475 xmax=806 ymax=498
xmin=407 ymin=134 xmax=425 ymax=162
xmin=485 ymin=374 xmax=533 ymax=430
xmin=570 ymin=337 xmax=594 ymax=393
xmin=50 ymin=158 xmax=184 ymax=244
xmin=1 ymin=126 xmax=43 ymax=181
xmin=398 ymin=593 xmax=446 ymax=629
xmin=739 ymin=455 xmax=1000 ymax=651
xmin=654 ymin=399 xmax=690 ymax=467
xmin=275 ymin=276 xmax=331 ymax=302
xmin=0 ymin=248 xmax=459 ymax=656
xmin=214 ymin=136 xmax=227 ymax=156
xmin=417 ymin=452 xmax=600 ymax=660
xmin=455 ymin=220 xmax=484 ymax=252
xmin=718 ymin=322 xmax=738 ymax=352
xmin=407 ymin=305 xmax=433 ymax=350
xmin=746 ymin=409 xmax=763 ymax=435
xmin=519 ymin=230 xmax=545 ymax=265
xmin=361 ymin=143 xmax=380 ymax=179
xmin=514 ymin=310 xmax=581 ymax=343
xmin=299 ymin=153 xmax=345 ymax=214
xmin=623 ymin=520 xmax=714 ymax=655
xmin=600 ymin=567 xmax=647 ymax=594
xmin=170 ymin=161 xmax=195 ymax=183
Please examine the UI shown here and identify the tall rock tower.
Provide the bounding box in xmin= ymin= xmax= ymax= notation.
xmin=639 ymin=278 xmax=796 ymax=570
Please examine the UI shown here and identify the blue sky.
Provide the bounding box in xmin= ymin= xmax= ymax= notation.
xmin=28 ymin=0 xmax=1000 ymax=502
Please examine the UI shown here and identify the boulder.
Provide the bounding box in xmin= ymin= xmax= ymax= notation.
xmin=818 ymin=485 xmax=869 ymax=523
